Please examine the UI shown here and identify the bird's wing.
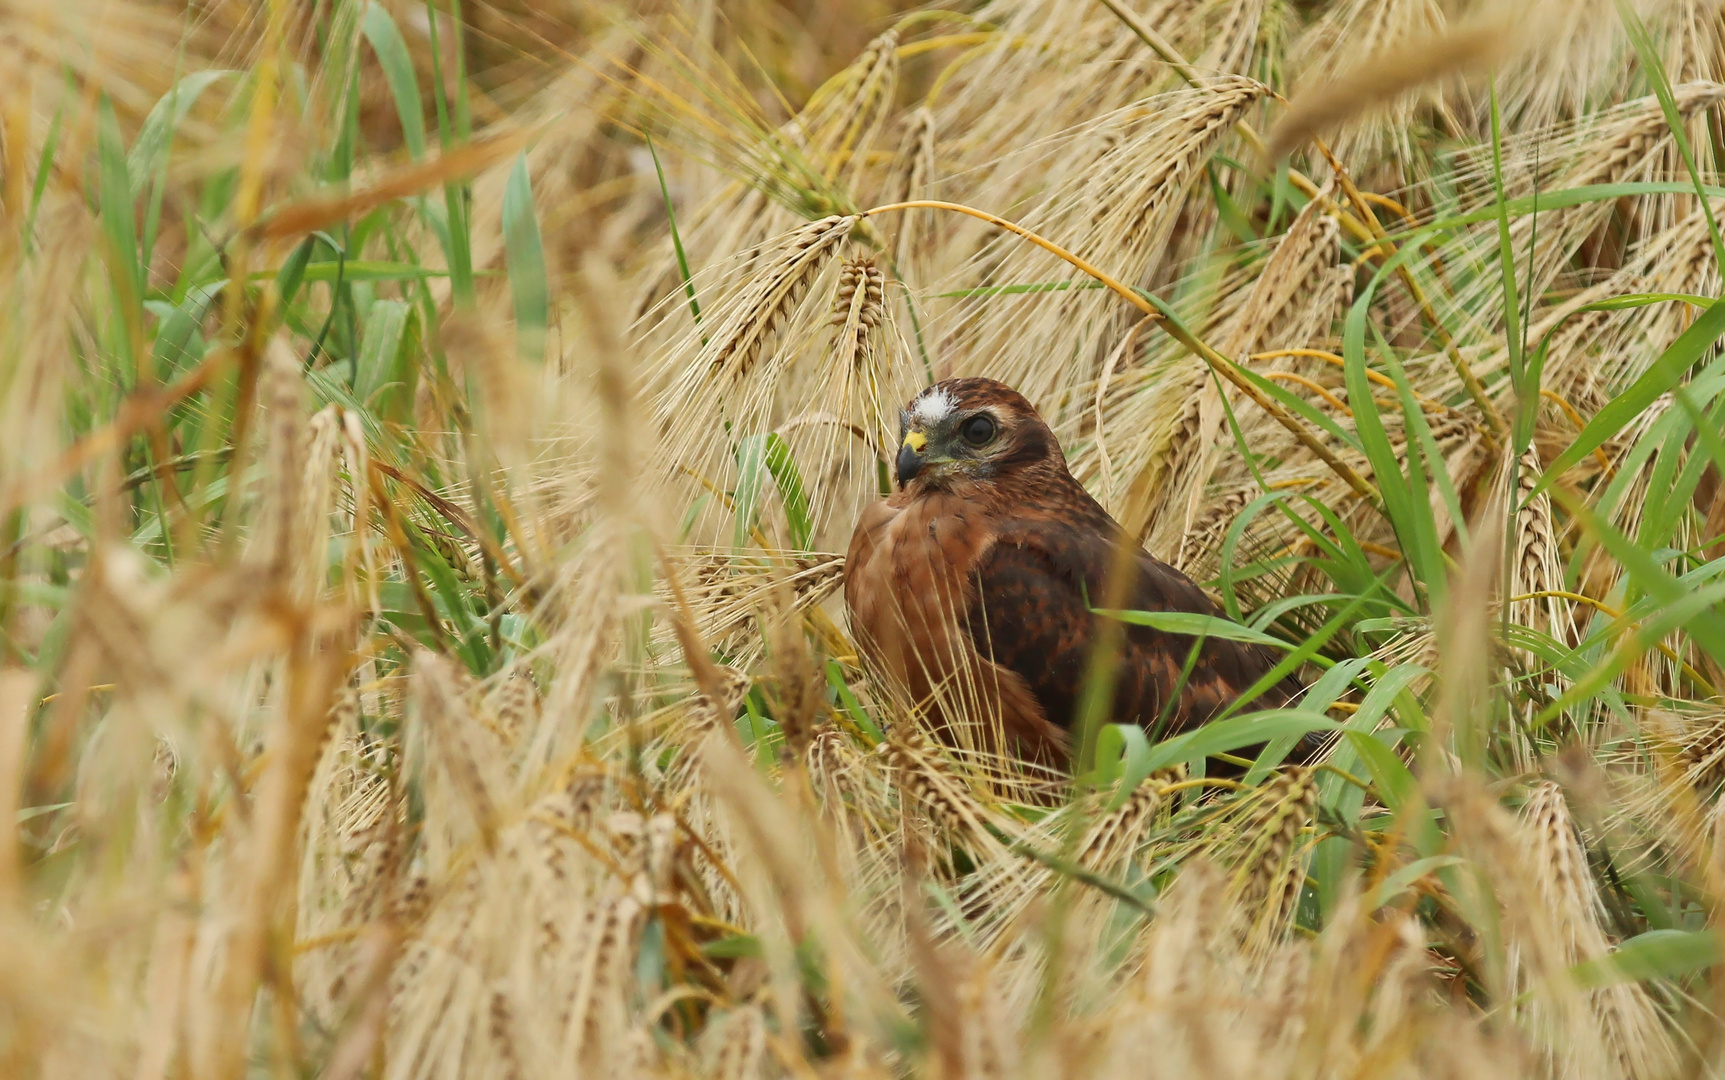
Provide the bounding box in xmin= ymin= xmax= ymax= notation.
xmin=965 ymin=520 xmax=1299 ymax=736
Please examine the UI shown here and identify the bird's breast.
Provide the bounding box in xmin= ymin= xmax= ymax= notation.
xmin=843 ymin=490 xmax=998 ymax=688
xmin=880 ymin=489 xmax=996 ymax=587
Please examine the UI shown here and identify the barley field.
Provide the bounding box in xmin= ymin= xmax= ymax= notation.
xmin=5 ymin=0 xmax=1725 ymax=1075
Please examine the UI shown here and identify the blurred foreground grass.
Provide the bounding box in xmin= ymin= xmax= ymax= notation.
xmin=5 ymin=0 xmax=1725 ymax=1077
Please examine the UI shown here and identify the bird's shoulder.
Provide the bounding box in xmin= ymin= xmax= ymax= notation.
xmin=979 ymin=483 xmax=1216 ymax=619
xmin=966 ymin=483 xmax=1298 ymax=732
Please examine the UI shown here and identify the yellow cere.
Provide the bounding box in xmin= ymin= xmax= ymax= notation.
xmin=902 ymin=431 xmax=927 ymax=451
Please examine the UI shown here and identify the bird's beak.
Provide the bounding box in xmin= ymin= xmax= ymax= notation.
xmin=897 ymin=430 xmax=926 ymax=487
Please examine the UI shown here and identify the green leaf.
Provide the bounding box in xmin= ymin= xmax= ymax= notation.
xmin=1570 ymin=929 xmax=1722 ymax=987
xmin=127 ymin=70 xmax=231 ymax=191
xmin=825 ymin=660 xmax=883 ymax=745
xmin=1378 ymin=325 xmax=1467 ymax=552
xmin=732 ymin=438 xmax=769 ymax=550
xmin=413 ymin=532 xmax=491 ymax=675
xmin=1572 ymin=292 xmax=1714 ymax=313
xmin=1091 ymin=607 xmax=1289 ymax=648
xmin=1555 ymin=495 xmax=1725 ymax=668
xmin=1208 ymin=162 xmax=1257 ymax=244
xmin=1246 ymin=654 xmax=1375 ymax=784
xmin=1379 ymin=181 xmax=1725 ymax=243
xmin=264 ymin=259 xmax=447 ymax=284
xmin=732 ymin=433 xmax=813 ymax=550
xmin=764 ymin=438 xmax=814 ymax=550
xmin=501 ymin=152 xmax=548 ymax=362
xmin=96 ymin=96 xmax=142 ymax=311
xmin=361 ymin=2 xmax=426 ymax=160
xmin=703 ymin=933 xmax=764 ymax=960
xmin=24 ymin=97 xmax=65 ymax=248
xmin=1314 ymin=663 xmax=1426 ymax=828
xmin=1488 ymin=81 xmax=1524 ymax=406
xmin=634 ymin=915 xmax=666 ymax=993
xmin=275 ymin=236 xmax=318 ymax=307
xmin=1537 ymin=300 xmax=1725 ymax=493
xmin=1370 ymin=854 xmax=1465 ymax=910
xmin=1142 ymin=710 xmax=1339 ymax=773
xmin=1094 ymin=724 xmax=1154 ymax=809
xmin=354 ymin=299 xmax=415 ymax=415
xmin=148 ymin=285 xmax=217 ymax=378
xmin=1344 ymin=274 xmax=1444 ymax=600
xmin=739 ymin=692 xmax=780 ymax=769
xmin=646 ymin=134 xmax=703 ymax=332
xmin=1618 ymin=0 xmax=1725 ymax=270
xmin=1215 ymin=575 xmax=1388 ymax=723
xmin=1346 ymin=729 xmax=1417 ymax=811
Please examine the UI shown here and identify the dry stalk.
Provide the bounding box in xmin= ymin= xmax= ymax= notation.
xmin=859 ymin=198 xmax=1380 ymax=506
xmin=198 ymin=612 xmax=353 ymax=1078
xmin=1269 ymin=13 xmax=1524 ymax=159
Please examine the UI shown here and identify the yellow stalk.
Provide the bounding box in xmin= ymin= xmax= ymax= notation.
xmin=860 ymin=199 xmax=1382 ymax=505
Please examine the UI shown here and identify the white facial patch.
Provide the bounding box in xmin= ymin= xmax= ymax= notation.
xmin=911 ymin=387 xmax=957 ymax=425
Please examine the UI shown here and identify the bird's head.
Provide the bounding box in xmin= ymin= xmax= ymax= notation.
xmin=895 ymin=378 xmax=1064 ymax=491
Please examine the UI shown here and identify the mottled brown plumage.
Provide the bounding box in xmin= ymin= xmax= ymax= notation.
xmin=844 ymin=377 xmax=1301 ymax=762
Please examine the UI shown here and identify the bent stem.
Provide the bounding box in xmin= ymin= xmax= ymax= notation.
xmin=1093 ymin=0 xmax=1506 ymax=440
xmin=862 ymin=199 xmax=1157 ymax=313
xmin=859 ymin=199 xmax=1382 ymax=507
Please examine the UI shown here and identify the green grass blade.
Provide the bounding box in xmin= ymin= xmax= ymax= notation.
xmin=23 ymin=95 xmax=66 ymax=249
xmin=1571 ymin=929 xmax=1722 ymax=987
xmin=148 ymin=285 xmax=217 ymax=378
xmin=761 ymin=435 xmax=813 ymax=550
xmin=1553 ymin=493 xmax=1725 ymax=665
xmin=1369 ymin=855 xmax=1466 ymax=910
xmin=446 ymin=0 xmax=473 ymax=138
xmin=1378 ymin=181 xmax=1725 ymax=242
xmin=1093 ymin=724 xmax=1153 ymax=809
xmin=275 ymin=235 xmax=318 ymax=307
xmin=733 ymin=436 xmax=769 ymax=550
xmin=1536 ymin=303 xmax=1725 ymax=495
xmin=1346 ymin=729 xmax=1418 ymax=812
xmin=271 ymin=258 xmax=448 ymax=284
xmin=501 ymin=152 xmax=548 ymax=362
xmin=647 ymin=135 xmax=703 ymax=332
xmin=96 ymin=95 xmax=144 ymax=379
xmin=1141 ymin=710 xmax=1340 ymax=773
xmin=1344 ymin=287 xmax=1440 ymax=601
xmin=1488 ymin=82 xmax=1525 ymax=414
xmin=128 ymin=70 xmax=231 ymax=191
xmin=354 ymin=298 xmax=414 ymax=413
xmin=97 ymin=97 xmax=140 ymax=295
xmin=732 ymin=433 xmax=813 ymax=550
xmin=1090 ymin=608 xmax=1289 ymax=648
xmin=361 ymin=2 xmax=426 ymax=160
xmin=825 ymin=660 xmax=883 ymax=745
xmin=1571 ymin=292 xmax=1715 ymax=312
xmin=1618 ymin=0 xmax=1725 ymax=271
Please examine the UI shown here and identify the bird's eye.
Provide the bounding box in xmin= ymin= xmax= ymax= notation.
xmin=959 ymin=414 xmax=997 ymax=446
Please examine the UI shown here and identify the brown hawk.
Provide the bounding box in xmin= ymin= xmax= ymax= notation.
xmin=844 ymin=377 xmax=1301 ymax=762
